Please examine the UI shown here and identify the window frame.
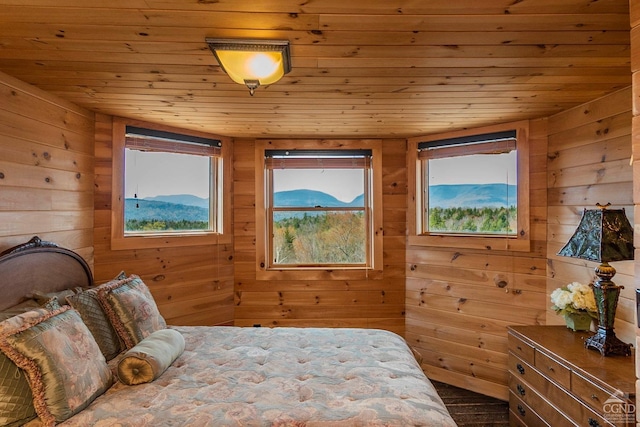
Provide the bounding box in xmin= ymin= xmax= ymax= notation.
xmin=111 ymin=117 xmax=231 ymax=250
xmin=255 ymin=139 xmax=383 ymax=279
xmin=408 ymin=120 xmax=530 ymax=252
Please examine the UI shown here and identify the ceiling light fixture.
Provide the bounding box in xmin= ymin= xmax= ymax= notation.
xmin=205 ymin=38 xmax=291 ymax=96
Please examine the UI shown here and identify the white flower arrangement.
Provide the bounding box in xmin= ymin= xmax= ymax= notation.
xmin=550 ymin=282 xmax=598 ymax=318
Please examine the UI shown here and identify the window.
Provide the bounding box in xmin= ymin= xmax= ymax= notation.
xmin=255 ymin=140 xmax=383 ymax=274
xmin=408 ymin=121 xmax=530 ymax=252
xmin=124 ymin=126 xmax=222 ymax=235
xmin=419 ymin=130 xmax=517 ymax=235
xmin=111 ymin=119 xmax=229 ymax=250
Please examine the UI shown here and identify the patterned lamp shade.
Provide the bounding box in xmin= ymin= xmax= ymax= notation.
xmin=558 ymin=207 xmax=634 ymax=263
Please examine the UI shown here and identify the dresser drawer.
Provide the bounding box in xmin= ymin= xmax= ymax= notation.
xmin=560 ymin=400 xmax=614 ymax=427
xmin=534 ymin=374 xmax=613 ymax=427
xmin=508 ymin=374 xmax=576 ymax=427
xmin=534 ymin=349 xmax=571 ymax=390
xmin=508 ymin=332 xmax=535 ymax=366
xmin=509 ymin=355 xmax=549 ymax=394
xmin=571 ymin=371 xmax=614 ymax=413
xmin=571 ymin=371 xmax=633 ymax=426
xmin=509 ymin=391 xmax=549 ymax=427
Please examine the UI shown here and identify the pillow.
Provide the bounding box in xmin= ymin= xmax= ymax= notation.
xmin=28 ymin=289 xmax=77 ymax=306
xmin=97 ymin=275 xmax=166 ymax=349
xmin=0 ymin=308 xmax=53 ymax=427
xmin=0 ymin=307 xmax=113 ymax=426
xmin=63 ymin=271 xmax=128 ymax=361
xmin=65 ymin=289 xmax=122 ymax=361
xmin=115 ymin=270 xmax=127 ymax=280
xmin=117 ymin=329 xmax=185 ymax=385
xmin=0 ymin=300 xmax=41 ymax=322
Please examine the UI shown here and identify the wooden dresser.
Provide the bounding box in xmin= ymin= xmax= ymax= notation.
xmin=507 ymin=325 xmax=635 ymax=427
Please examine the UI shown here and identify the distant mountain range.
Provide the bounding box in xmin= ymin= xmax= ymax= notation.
xmin=272 ymin=186 xmax=516 ymax=209
xmin=125 ymin=196 xmax=209 ymax=222
xmin=429 ymin=184 xmax=517 ymax=209
xmin=142 ymin=194 xmax=209 ymax=209
xmin=274 ymin=189 xmax=364 ymax=207
xmin=125 ymin=184 xmax=515 ymax=222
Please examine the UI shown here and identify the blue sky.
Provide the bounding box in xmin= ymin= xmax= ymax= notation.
xmin=429 ymin=151 xmax=517 ymax=185
xmin=125 ymin=150 xmax=210 ymax=199
xmin=273 ymin=169 xmax=364 ymax=203
xmin=125 ymin=149 xmax=516 ymax=202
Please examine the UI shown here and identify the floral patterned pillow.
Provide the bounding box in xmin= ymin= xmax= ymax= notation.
xmin=97 ymin=275 xmax=166 ymax=349
xmin=0 ymin=306 xmax=113 ymax=426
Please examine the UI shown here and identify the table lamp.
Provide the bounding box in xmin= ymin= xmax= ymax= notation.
xmin=557 ymin=203 xmax=634 ymax=356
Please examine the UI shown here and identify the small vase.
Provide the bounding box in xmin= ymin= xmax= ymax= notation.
xmin=563 ymin=312 xmax=592 ymax=332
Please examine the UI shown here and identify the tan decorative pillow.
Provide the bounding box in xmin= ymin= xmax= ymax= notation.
xmin=0 ymin=307 xmax=113 ymax=426
xmin=117 ymin=328 xmax=185 ymax=385
xmin=97 ymin=275 xmax=166 ymax=349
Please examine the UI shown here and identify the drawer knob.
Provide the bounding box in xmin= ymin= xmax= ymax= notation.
xmin=591 ymin=394 xmax=599 ymax=402
xmin=517 ymin=384 xmax=525 ymax=396
xmin=588 ymin=418 xmax=601 ymax=427
xmin=547 ymin=366 xmax=554 ymax=372
xmin=517 ymin=404 xmax=526 ymax=416
xmin=516 ymin=363 xmax=525 ymax=374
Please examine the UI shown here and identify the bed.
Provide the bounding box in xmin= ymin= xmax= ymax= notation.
xmin=0 ymin=236 xmax=457 ymax=427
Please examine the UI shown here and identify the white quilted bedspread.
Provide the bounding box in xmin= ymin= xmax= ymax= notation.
xmin=53 ymin=326 xmax=456 ymax=427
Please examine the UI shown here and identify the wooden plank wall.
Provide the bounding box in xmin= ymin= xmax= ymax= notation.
xmin=93 ymin=114 xmax=234 ymax=326
xmin=405 ymin=119 xmax=549 ymax=401
xmin=546 ymin=87 xmax=634 ymax=343
xmin=630 ymin=0 xmax=640 ymax=410
xmin=0 ymin=70 xmax=95 ymax=262
xmin=233 ymin=138 xmax=407 ymax=334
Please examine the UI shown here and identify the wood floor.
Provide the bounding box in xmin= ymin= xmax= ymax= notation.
xmin=432 ymin=381 xmax=510 ymax=426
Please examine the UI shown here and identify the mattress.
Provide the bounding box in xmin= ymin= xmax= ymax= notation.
xmin=50 ymin=326 xmax=456 ymax=426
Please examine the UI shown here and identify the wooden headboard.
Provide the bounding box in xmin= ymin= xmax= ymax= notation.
xmin=0 ymin=236 xmax=93 ymax=310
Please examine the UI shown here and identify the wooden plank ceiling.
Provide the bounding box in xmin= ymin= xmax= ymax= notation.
xmin=0 ymin=0 xmax=631 ymax=138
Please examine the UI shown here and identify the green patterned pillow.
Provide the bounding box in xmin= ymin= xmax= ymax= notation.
xmin=0 ymin=307 xmax=56 ymax=427
xmin=64 ymin=271 xmax=128 ymax=361
xmin=97 ymin=275 xmax=166 ymax=349
xmin=0 ymin=307 xmax=113 ymax=426
xmin=66 ymin=288 xmax=122 ymax=361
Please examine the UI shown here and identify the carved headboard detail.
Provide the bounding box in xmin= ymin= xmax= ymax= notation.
xmin=0 ymin=236 xmax=93 ymax=310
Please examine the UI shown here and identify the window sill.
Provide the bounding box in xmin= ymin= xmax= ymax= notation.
xmin=408 ymin=234 xmax=530 ymax=252
xmin=256 ymin=268 xmax=382 ymax=281
xmin=111 ymin=232 xmax=231 ymax=250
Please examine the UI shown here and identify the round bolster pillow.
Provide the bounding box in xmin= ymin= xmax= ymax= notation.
xmin=117 ymin=328 xmax=185 ymax=385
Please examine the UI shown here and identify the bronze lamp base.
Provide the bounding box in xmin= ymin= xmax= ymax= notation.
xmin=584 ymin=264 xmax=632 ymax=357
xmin=585 ymin=327 xmax=631 ymax=356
